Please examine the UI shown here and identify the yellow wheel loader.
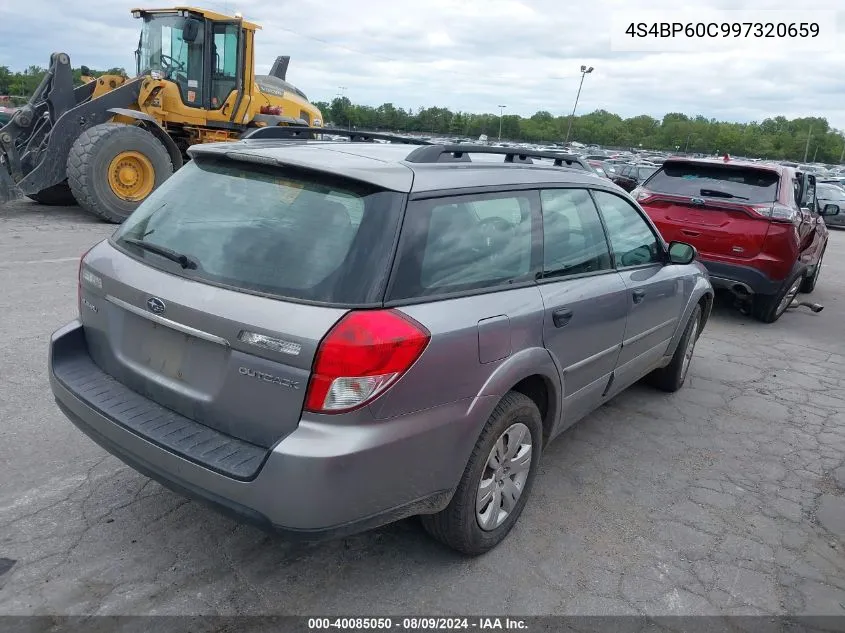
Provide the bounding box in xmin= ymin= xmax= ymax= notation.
xmin=0 ymin=6 xmax=323 ymax=223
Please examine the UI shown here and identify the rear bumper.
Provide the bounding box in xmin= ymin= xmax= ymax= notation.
xmin=699 ymin=258 xmax=793 ymax=295
xmin=49 ymin=320 xmax=481 ymax=539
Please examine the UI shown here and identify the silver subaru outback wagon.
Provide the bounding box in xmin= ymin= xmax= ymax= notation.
xmin=49 ymin=131 xmax=713 ymax=555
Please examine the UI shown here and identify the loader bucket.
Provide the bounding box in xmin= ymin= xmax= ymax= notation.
xmin=0 ymin=161 xmax=22 ymax=204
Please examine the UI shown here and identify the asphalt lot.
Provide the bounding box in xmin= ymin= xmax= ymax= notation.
xmin=0 ymin=198 xmax=844 ymax=617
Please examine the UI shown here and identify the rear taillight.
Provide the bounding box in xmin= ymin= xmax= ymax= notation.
xmin=632 ymin=187 xmax=654 ymax=203
xmin=304 ymin=310 xmax=431 ymax=414
xmin=749 ymin=203 xmax=798 ymax=223
xmin=77 ymin=244 xmax=100 ymax=314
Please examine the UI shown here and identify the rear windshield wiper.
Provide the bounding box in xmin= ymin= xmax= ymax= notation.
xmin=122 ymin=238 xmax=198 ymax=270
xmin=699 ymin=188 xmax=749 ymax=200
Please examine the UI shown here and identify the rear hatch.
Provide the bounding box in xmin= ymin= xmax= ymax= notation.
xmin=78 ymin=156 xmax=405 ymax=448
xmin=635 ymin=160 xmax=780 ymax=259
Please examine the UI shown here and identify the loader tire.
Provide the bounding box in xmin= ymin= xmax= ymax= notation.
xmin=67 ymin=123 xmax=172 ymax=224
xmin=26 ymin=182 xmax=77 ymax=206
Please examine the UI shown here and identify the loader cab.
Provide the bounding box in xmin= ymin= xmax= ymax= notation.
xmin=133 ymin=7 xmax=255 ymax=114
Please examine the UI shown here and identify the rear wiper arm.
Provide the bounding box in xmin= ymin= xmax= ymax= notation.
xmin=122 ymin=238 xmax=198 ymax=269
xmin=699 ymin=188 xmax=749 ymax=200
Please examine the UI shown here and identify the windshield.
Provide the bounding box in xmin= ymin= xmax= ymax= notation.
xmin=112 ymin=159 xmax=404 ymax=305
xmin=136 ymin=14 xmax=205 ymax=104
xmin=645 ymin=162 xmax=780 ymax=204
xmin=818 ymin=184 xmax=845 ymax=201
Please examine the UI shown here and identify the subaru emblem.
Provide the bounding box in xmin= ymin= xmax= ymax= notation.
xmin=146 ymin=297 xmax=166 ymax=314
xmin=691 ymin=197 xmax=705 ymax=205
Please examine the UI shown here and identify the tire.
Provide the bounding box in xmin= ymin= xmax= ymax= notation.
xmin=67 ymin=123 xmax=172 ymax=224
xmin=420 ymin=391 xmax=542 ymax=556
xmin=647 ymin=304 xmax=702 ymax=393
xmin=751 ymin=270 xmax=804 ymax=323
xmin=26 ymin=181 xmax=77 ymax=206
xmin=799 ymin=243 xmax=825 ymax=294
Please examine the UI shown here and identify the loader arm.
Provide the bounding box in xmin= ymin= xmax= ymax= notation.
xmin=0 ymin=52 xmax=143 ymax=203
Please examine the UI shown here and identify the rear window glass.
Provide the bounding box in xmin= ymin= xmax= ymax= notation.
xmin=818 ymin=184 xmax=845 ymax=201
xmin=646 ymin=162 xmax=779 ymax=203
xmin=112 ymin=158 xmax=402 ymax=305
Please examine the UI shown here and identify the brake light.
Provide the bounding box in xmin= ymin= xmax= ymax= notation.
xmin=304 ymin=310 xmax=431 ymax=414
xmin=77 ymin=244 xmax=98 ymax=314
xmin=749 ymin=203 xmax=798 ymax=223
xmin=632 ymin=187 xmax=654 ymax=203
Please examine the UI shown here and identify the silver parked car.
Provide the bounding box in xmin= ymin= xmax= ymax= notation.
xmin=49 ymin=131 xmax=714 ymax=555
xmin=816 ymin=182 xmax=845 ymax=228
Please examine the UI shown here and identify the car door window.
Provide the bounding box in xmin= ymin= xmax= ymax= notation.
xmin=592 ymin=190 xmax=663 ymax=268
xmin=540 ymin=189 xmax=612 ymax=278
xmin=389 ymin=192 xmax=537 ymax=300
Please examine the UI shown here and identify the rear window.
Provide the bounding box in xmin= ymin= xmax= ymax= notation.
xmin=646 ymin=162 xmax=780 ymax=203
xmin=112 ymin=158 xmax=403 ymax=305
xmin=819 ymin=184 xmax=845 ymax=201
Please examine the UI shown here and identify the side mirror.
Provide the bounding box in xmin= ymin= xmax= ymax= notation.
xmin=182 ymin=18 xmax=201 ymax=43
xmin=668 ymin=241 xmax=697 ymax=265
xmin=821 ymin=203 xmax=841 ymax=216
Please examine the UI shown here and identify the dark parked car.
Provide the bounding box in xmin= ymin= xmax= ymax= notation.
xmin=611 ymin=163 xmax=658 ymax=192
xmin=0 ymin=106 xmax=17 ymax=126
xmin=817 ymin=182 xmax=845 ymax=228
xmin=49 ymin=134 xmax=713 ymax=555
xmin=633 ymin=157 xmax=836 ymax=323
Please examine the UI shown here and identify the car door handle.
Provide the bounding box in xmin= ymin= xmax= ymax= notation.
xmin=632 ymin=289 xmax=646 ymax=304
xmin=552 ymin=308 xmax=573 ymax=328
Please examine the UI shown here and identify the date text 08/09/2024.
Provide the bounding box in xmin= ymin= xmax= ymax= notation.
xmin=307 ymin=617 xmax=528 ymax=630
xmin=624 ymin=21 xmax=820 ymax=38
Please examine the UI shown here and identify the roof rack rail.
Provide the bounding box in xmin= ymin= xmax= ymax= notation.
xmin=240 ymin=126 xmax=433 ymax=145
xmin=404 ymin=144 xmax=585 ymax=167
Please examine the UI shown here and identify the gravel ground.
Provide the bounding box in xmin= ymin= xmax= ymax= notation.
xmin=0 ymin=199 xmax=843 ymax=617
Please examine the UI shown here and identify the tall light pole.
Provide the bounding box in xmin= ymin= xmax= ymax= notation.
xmin=564 ymin=65 xmax=593 ymax=144
xmin=803 ymin=125 xmax=812 ymax=163
xmin=337 ymin=86 xmax=350 ymax=131
xmin=497 ymin=105 xmax=507 ymax=141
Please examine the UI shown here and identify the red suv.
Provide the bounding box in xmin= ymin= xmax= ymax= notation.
xmin=632 ymin=157 xmax=836 ymax=323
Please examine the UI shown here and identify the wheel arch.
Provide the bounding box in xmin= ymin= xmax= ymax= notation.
xmin=106 ymin=108 xmax=183 ymax=170
xmin=469 ymin=346 xmax=563 ymax=449
xmin=664 ymin=278 xmax=713 ymax=361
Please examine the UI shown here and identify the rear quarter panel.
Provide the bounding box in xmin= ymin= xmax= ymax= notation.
xmin=369 ymin=286 xmax=563 ymax=484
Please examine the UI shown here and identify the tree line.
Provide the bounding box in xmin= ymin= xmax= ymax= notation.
xmin=0 ymin=65 xmax=127 ymax=98
xmin=315 ymin=97 xmax=845 ymax=164
xmin=2 ymin=65 xmax=841 ymax=163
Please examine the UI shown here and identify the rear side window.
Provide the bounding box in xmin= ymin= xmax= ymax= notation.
xmin=389 ymin=192 xmax=537 ymax=300
xmin=112 ymin=158 xmax=403 ymax=305
xmin=646 ymin=162 xmax=779 ymax=203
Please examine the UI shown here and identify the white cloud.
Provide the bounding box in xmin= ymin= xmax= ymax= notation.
xmin=1 ymin=0 xmax=843 ymax=128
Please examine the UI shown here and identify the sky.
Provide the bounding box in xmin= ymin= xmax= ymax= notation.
xmin=1 ymin=0 xmax=844 ymax=128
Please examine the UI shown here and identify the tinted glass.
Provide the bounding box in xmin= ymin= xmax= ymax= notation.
xmin=541 ymin=189 xmax=612 ymax=278
xmin=647 ymin=162 xmax=779 ymax=203
xmin=113 ymin=158 xmax=402 ymax=304
xmin=638 ymin=167 xmax=657 ymax=180
xmin=389 ymin=192 xmax=536 ymax=300
xmin=592 ymin=191 xmax=662 ymax=267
